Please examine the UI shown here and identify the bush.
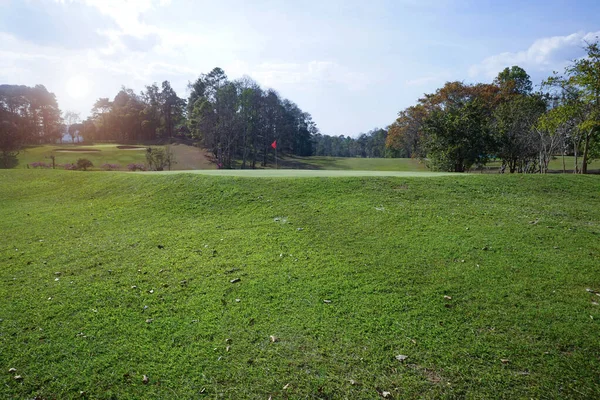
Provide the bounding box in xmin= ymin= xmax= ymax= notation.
xmin=76 ymin=158 xmax=93 ymax=171
xmin=127 ymin=163 xmax=146 ymax=171
xmin=62 ymin=163 xmax=77 ymax=170
xmin=102 ymin=163 xmax=120 ymax=171
xmin=29 ymin=162 xmax=51 ymax=169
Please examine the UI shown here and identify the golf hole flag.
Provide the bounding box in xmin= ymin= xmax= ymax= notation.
xmin=271 ymin=140 xmax=277 ymax=149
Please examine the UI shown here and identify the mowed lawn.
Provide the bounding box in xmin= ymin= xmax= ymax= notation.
xmin=278 ymin=156 xmax=429 ymax=171
xmin=16 ymin=144 xmax=216 ymax=171
xmin=1 ymin=170 xmax=599 ymax=399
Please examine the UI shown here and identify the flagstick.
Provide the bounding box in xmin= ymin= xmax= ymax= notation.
xmin=275 ymin=145 xmax=278 ymax=169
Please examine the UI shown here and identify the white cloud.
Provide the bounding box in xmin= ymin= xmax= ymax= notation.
xmin=469 ymin=31 xmax=600 ymax=80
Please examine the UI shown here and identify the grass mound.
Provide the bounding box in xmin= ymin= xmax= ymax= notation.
xmin=1 ymin=170 xmax=599 ymax=399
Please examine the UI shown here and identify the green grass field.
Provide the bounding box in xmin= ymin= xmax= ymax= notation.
xmin=16 ymin=144 xmax=215 ymax=171
xmin=277 ymin=156 xmax=429 ymax=171
xmin=1 ymin=170 xmax=599 ymax=399
xmin=15 ymin=144 xmax=597 ymax=174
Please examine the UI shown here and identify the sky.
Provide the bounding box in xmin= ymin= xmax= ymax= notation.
xmin=1 ymin=0 xmax=599 ymax=137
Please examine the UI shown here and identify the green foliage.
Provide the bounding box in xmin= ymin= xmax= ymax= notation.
xmin=187 ymin=68 xmax=318 ymax=168
xmin=0 ymin=119 xmax=21 ymax=168
xmin=424 ymin=99 xmax=491 ymax=172
xmin=495 ymin=66 xmax=533 ymax=95
xmin=1 ymin=171 xmax=599 ymax=398
xmin=145 ymin=146 xmax=175 ymax=171
xmin=493 ymin=94 xmax=547 ymax=172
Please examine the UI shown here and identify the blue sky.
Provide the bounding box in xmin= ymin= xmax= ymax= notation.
xmin=1 ymin=0 xmax=599 ymax=136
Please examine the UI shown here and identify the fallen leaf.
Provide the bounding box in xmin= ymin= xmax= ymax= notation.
xmin=283 ymin=383 xmax=290 ymax=390
xmin=270 ymin=335 xmax=279 ymax=343
xmin=14 ymin=375 xmax=23 ymax=381
xmin=500 ymin=359 xmax=509 ymax=364
xmin=225 ymin=338 xmax=232 ymax=343
xmin=323 ymin=299 xmax=332 ymax=304
xmin=145 ymin=319 xmax=153 ymax=324
xmin=349 ymin=379 xmax=357 ymax=385
xmin=443 ymin=295 xmax=452 ymax=300
xmin=148 ymin=289 xmax=154 ymax=294
xmin=230 ymin=278 xmax=241 ymax=284
xmin=381 ymin=391 xmax=391 ymax=398
xmin=142 ymin=375 xmax=149 ymax=384
xmin=8 ymin=368 xmax=16 ymax=373
xmin=395 ymin=354 xmax=408 ymax=362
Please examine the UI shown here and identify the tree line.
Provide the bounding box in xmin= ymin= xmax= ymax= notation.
xmin=2 ymin=41 xmax=598 ymax=171
xmin=386 ymin=41 xmax=600 ymax=173
xmin=0 ymin=84 xmax=62 ymax=167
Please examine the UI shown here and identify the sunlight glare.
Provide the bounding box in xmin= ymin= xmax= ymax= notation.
xmin=66 ymin=75 xmax=90 ymax=99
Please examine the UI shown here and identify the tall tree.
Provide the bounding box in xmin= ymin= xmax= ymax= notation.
xmin=494 ymin=66 xmax=533 ymax=95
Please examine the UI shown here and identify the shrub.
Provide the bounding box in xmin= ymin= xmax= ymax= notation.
xmin=76 ymin=158 xmax=93 ymax=171
xmin=127 ymin=163 xmax=146 ymax=171
xmin=102 ymin=163 xmax=120 ymax=171
xmin=29 ymin=162 xmax=51 ymax=169
xmin=62 ymin=163 xmax=77 ymax=170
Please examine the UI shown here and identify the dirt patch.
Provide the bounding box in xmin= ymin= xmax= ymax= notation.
xmin=54 ymin=148 xmax=101 ymax=152
xmin=116 ymin=146 xmax=147 ymax=150
xmin=406 ymin=364 xmax=444 ymax=384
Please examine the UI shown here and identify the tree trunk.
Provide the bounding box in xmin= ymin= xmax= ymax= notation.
xmin=574 ymin=141 xmax=579 ymax=174
xmin=582 ymin=130 xmax=591 ymax=174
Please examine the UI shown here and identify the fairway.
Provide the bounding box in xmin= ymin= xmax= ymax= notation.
xmin=143 ymin=169 xmax=454 ymax=177
xmin=1 ymin=170 xmax=599 ymax=399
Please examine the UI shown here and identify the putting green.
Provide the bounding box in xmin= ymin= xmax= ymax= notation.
xmin=137 ymin=169 xmax=458 ymax=177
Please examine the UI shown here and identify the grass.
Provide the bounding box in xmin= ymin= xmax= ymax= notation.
xmin=1 ymin=170 xmax=599 ymax=399
xmin=18 ymin=144 xmax=149 ymax=171
xmin=276 ymin=156 xmax=429 ymax=171
xmin=144 ymin=170 xmax=452 ymax=177
xmin=16 ymin=144 xmax=215 ymax=171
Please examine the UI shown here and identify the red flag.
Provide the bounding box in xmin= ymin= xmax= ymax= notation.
xmin=271 ymin=140 xmax=277 ymax=149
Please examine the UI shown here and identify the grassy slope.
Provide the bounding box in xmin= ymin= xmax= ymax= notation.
xmin=1 ymin=170 xmax=599 ymax=399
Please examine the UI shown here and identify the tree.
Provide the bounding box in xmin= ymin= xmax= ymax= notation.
xmin=424 ymin=98 xmax=491 ymax=172
xmin=418 ymin=82 xmax=494 ymax=172
xmin=0 ymin=118 xmax=21 ymax=168
xmin=92 ymin=98 xmax=112 ymax=141
xmin=386 ymin=105 xmax=427 ymax=158
xmin=160 ymin=81 xmax=186 ymax=139
xmin=544 ymin=41 xmax=600 ymax=173
xmin=145 ymin=146 xmax=175 ymax=171
xmin=64 ymin=110 xmax=81 ymax=143
xmin=76 ymin=158 xmax=93 ymax=171
xmin=494 ymin=66 xmax=533 ymax=96
xmin=492 ymin=94 xmax=547 ymax=173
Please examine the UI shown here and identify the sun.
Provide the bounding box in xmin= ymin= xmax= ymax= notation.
xmin=66 ymin=75 xmax=91 ymax=99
